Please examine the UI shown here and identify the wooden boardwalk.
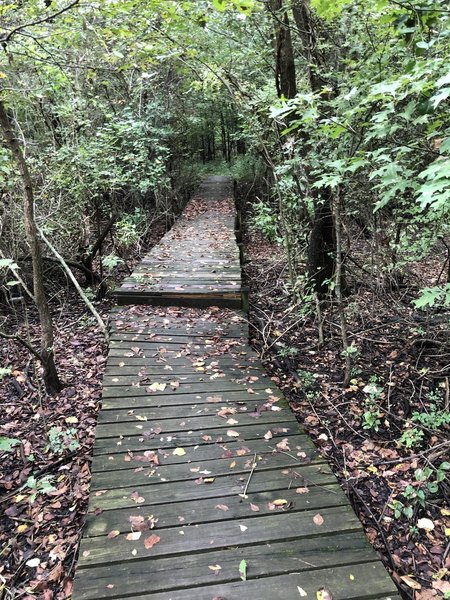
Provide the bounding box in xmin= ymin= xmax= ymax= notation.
xmin=114 ymin=176 xmax=242 ymax=308
xmin=73 ymin=177 xmax=399 ymax=600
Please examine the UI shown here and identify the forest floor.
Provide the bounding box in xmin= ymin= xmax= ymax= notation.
xmin=0 ymin=222 xmax=167 ymax=600
xmin=242 ymin=217 xmax=450 ymax=600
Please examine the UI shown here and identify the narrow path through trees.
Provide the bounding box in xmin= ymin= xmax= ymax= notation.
xmin=72 ymin=177 xmax=398 ymax=600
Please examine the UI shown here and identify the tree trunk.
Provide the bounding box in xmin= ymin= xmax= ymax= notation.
xmin=291 ymin=0 xmax=337 ymax=295
xmin=268 ymin=0 xmax=297 ymax=99
xmin=0 ymin=98 xmax=63 ymax=394
xmin=307 ymin=194 xmax=335 ymax=293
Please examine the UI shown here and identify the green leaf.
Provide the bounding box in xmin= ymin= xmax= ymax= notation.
xmin=437 ymin=72 xmax=450 ymax=88
xmin=239 ymin=559 xmax=247 ymax=581
xmin=429 ymin=88 xmax=450 ymax=109
xmin=414 ymin=285 xmax=450 ymax=308
xmin=212 ymin=0 xmax=227 ymax=10
xmin=0 ymin=436 xmax=20 ymax=452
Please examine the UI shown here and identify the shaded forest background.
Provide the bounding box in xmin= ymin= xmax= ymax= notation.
xmin=0 ymin=0 xmax=450 ymax=598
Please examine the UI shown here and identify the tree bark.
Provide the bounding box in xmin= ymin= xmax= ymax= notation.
xmin=0 ymin=97 xmax=63 ymax=394
xmin=291 ymin=0 xmax=337 ymax=295
xmin=306 ymin=193 xmax=335 ymax=293
xmin=268 ymin=0 xmax=297 ymax=99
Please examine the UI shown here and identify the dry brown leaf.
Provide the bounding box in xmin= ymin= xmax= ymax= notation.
xmin=313 ymin=513 xmax=324 ymax=526
xmin=107 ymin=530 xmax=120 ymax=539
xmin=144 ymin=534 xmax=161 ymax=550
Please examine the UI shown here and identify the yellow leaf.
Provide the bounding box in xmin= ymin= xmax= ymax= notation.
xmin=400 ymin=575 xmax=421 ymax=590
xmin=147 ymin=382 xmax=166 ymax=392
xmin=65 ymin=416 xmax=78 ymax=424
xmin=272 ymin=498 xmax=288 ymax=506
xmin=17 ymin=524 xmax=28 ymax=533
xmin=172 ymin=447 xmax=186 ymax=456
xmin=445 ymin=528 xmax=450 ymax=537
xmin=441 ymin=508 xmax=450 ymax=516
xmin=15 ymin=494 xmax=26 ymax=503
xmin=135 ymin=415 xmax=148 ymax=421
xmin=367 ymin=465 xmax=378 ymax=474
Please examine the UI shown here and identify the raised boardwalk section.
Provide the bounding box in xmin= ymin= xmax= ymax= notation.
xmin=73 ymin=177 xmax=399 ymax=600
xmin=114 ymin=177 xmax=242 ymax=308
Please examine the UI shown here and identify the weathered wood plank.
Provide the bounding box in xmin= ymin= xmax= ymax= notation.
xmin=102 ymin=370 xmax=268 ymax=386
xmin=84 ymin=481 xmax=345 ymax=537
xmin=101 ymin=381 xmax=274 ymax=399
xmin=89 ymin=447 xmax=323 ymax=490
xmin=90 ymin=433 xmax=313 ymax=471
xmin=87 ymin=464 xmax=336 ymax=511
xmin=96 ymin=398 xmax=289 ymax=423
xmin=73 ymin=532 xmax=376 ymax=599
xmin=78 ymin=505 xmax=361 ymax=568
xmin=93 ymin=421 xmax=296 ymax=452
xmin=106 ymin=563 xmax=397 ymax=600
xmin=94 ymin=411 xmax=294 ymax=440
xmin=99 ymin=390 xmax=284 ymax=412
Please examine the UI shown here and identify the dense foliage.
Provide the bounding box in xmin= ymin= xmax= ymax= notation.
xmin=1 ymin=1 xmax=450 ymax=598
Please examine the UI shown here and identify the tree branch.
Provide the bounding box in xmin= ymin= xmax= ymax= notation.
xmin=1 ymin=0 xmax=80 ymax=44
xmin=0 ymin=330 xmax=42 ymax=362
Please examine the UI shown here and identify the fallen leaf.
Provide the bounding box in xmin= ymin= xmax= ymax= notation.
xmin=417 ymin=517 xmax=434 ymax=531
xmin=130 ymin=491 xmax=145 ymax=504
xmin=172 ymin=447 xmax=186 ymax=456
xmin=208 ymin=564 xmax=222 ymax=572
xmin=400 ymin=575 xmax=421 ymax=590
xmin=107 ymin=530 xmax=120 ymax=539
xmin=65 ymin=416 xmax=78 ymax=424
xmin=264 ymin=430 xmax=273 ymax=440
xmin=126 ymin=531 xmax=142 ymax=541
xmin=313 ymin=514 xmax=324 ymax=526
xmin=273 ymin=498 xmax=288 ymax=506
xmin=144 ymin=534 xmax=161 ymax=550
xmin=250 ymin=503 xmax=260 ymax=512
xmin=215 ymin=504 xmax=229 ymax=511
xmin=239 ymin=524 xmax=248 ymax=532
xmin=239 ymin=559 xmax=247 ymax=581
xmin=227 ymin=430 xmax=240 ymax=437
xmin=26 ymin=558 xmax=41 ymax=568
xmin=207 ymin=395 xmax=222 ymax=403
xmin=317 ymin=588 xmax=333 ymax=600
xmin=276 ymin=438 xmax=290 ymax=451
xmin=147 ymin=382 xmax=166 ymax=392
